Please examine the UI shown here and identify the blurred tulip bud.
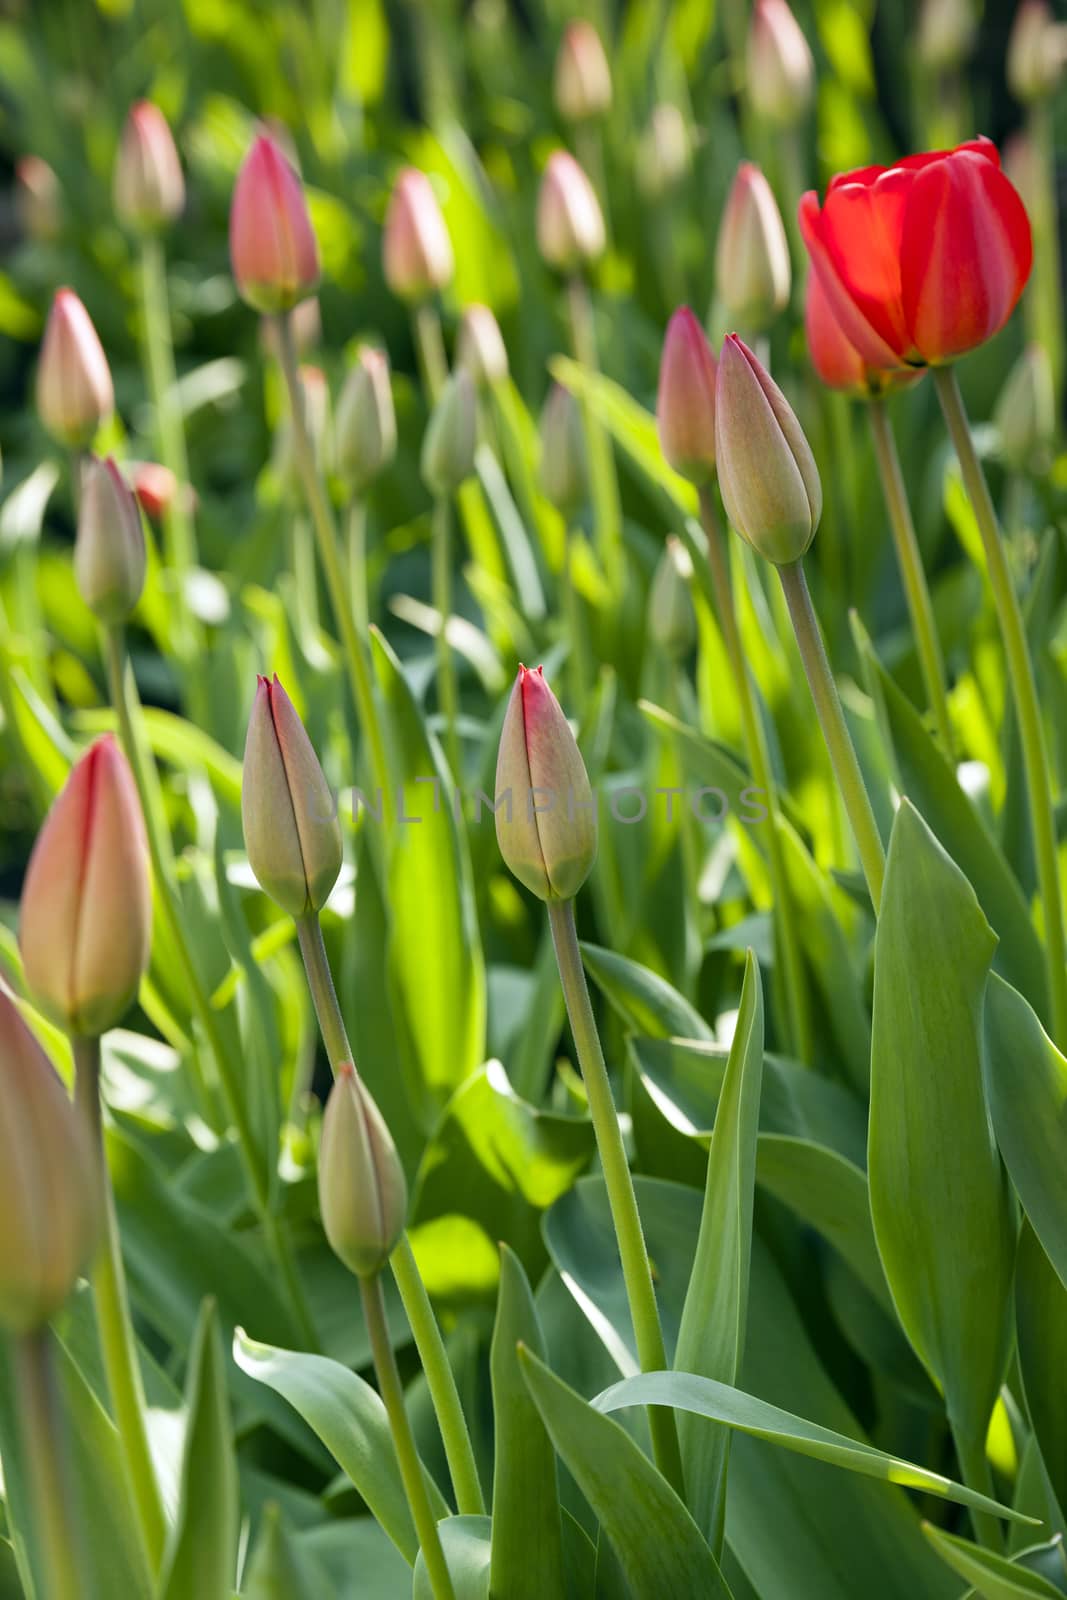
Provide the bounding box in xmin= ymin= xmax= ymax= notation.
xmin=649 ymin=537 xmax=696 ymax=658
xmin=716 ymin=333 xmax=822 ymax=565
xmin=36 ymin=288 xmax=114 ymax=449
xmin=335 ymin=347 xmax=396 ymax=491
xmin=128 ymin=460 xmax=180 ymax=521
xmin=421 ymin=369 xmax=476 ymax=496
xmin=657 ymin=306 xmax=717 ymax=483
xmin=318 ymin=1063 xmax=407 ymax=1279
xmin=715 ymin=163 xmax=791 ymax=334
xmin=746 ymin=0 xmax=814 ymax=126
xmin=1002 ymin=132 xmax=1041 ymax=214
xmin=113 ymin=100 xmax=184 ymax=229
xmin=995 ymin=344 xmax=1055 ymax=472
xmin=20 ymin=736 xmax=151 ymax=1037
xmin=0 ymin=989 xmax=98 ymax=1333
xmin=917 ymin=0 xmax=976 ymax=71
xmin=16 ymin=155 xmax=60 ymax=242
xmin=74 ymin=456 xmax=146 ymax=625
xmin=636 ymin=104 xmax=691 ymax=199
xmin=242 ymin=675 xmax=342 ymax=919
xmin=554 ymin=20 xmax=612 ymax=123
xmin=538 ymin=383 xmax=586 ymax=513
xmin=382 ymin=168 xmax=454 ymax=302
xmin=1009 ymin=0 xmax=1067 ymax=100
xmin=275 ymin=365 xmax=330 ymax=484
xmin=229 ymin=134 xmax=320 ymax=314
xmin=495 ymin=664 xmax=597 ymax=901
xmin=537 ymin=151 xmax=605 ymax=273
xmin=456 ymin=303 xmax=509 ymax=387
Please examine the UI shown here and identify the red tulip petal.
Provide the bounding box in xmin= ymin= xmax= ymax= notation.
xmin=799 ymin=190 xmax=911 ymax=370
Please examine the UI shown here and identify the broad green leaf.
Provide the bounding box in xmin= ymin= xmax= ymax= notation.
xmin=674 ymin=950 xmax=764 ymax=1550
xmin=160 ymin=1300 xmax=238 ymax=1600
xmin=869 ymin=802 xmax=1014 ymax=1447
xmin=242 ymin=1503 xmax=334 ymax=1599
xmin=299 ymin=1517 xmax=412 ymax=1599
xmin=1015 ymin=1223 xmax=1067 ymax=1526
xmin=73 ymin=706 xmax=244 ymax=808
xmin=922 ymin=1524 xmax=1065 ymax=1598
xmin=414 ymin=1516 xmax=492 ymax=1600
xmin=579 ymin=942 xmax=712 ymax=1040
xmin=518 ymin=1348 xmax=733 ymax=1599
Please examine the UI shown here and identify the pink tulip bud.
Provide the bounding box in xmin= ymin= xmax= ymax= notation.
xmin=16 ymin=155 xmax=61 ymax=242
xmin=715 ymin=333 xmax=821 ymax=566
xmin=113 ymin=100 xmax=185 ymax=229
xmin=335 ymin=347 xmax=396 ymax=490
xmin=554 ymin=20 xmax=613 ymax=123
xmin=657 ymin=306 xmax=718 ymax=484
xmin=19 ymin=736 xmax=152 ymax=1038
xmin=128 ymin=460 xmax=182 ymax=521
xmin=495 ymin=665 xmax=597 ymax=902
xmin=382 ymin=168 xmax=454 ymax=303
xmin=537 ymin=151 xmax=605 ymax=273
xmin=318 ymin=1064 xmax=407 ymax=1278
xmin=1008 ymin=1 xmax=1067 ymax=101
xmin=36 ymin=288 xmax=114 ymax=449
xmin=74 ymin=456 xmax=146 ymax=624
xmin=242 ymin=675 xmax=342 ymax=919
xmin=746 ymin=0 xmax=814 ymax=126
xmin=0 ymin=988 xmax=98 ymax=1333
xmin=538 ymin=384 xmax=586 ymax=513
xmin=456 ymin=303 xmax=509 ymax=387
xmin=715 ymin=163 xmax=791 ymax=334
xmin=229 ymin=134 xmax=320 ymax=315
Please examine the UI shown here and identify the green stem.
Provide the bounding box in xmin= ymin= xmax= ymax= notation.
xmin=296 ymin=914 xmax=354 ymax=1070
xmin=547 ymin=897 xmax=686 ymax=1496
xmin=867 ymin=398 xmax=954 ymax=755
xmin=14 ymin=1329 xmax=84 ymax=1600
xmin=413 ymin=301 xmax=449 ymax=404
xmin=432 ymin=495 xmax=460 ymax=776
xmin=561 ymin=520 xmax=590 ymax=707
xmin=698 ymin=491 xmax=813 ymax=1061
xmin=566 ymin=274 xmax=624 ymax=597
xmin=361 ymin=1273 xmax=455 ymax=1599
xmin=951 ymin=1420 xmax=1002 ymax=1552
xmin=348 ymin=497 xmax=369 ymax=635
xmin=934 ymin=366 xmax=1067 ymax=1046
xmin=72 ymin=1036 xmax=166 ymax=1571
xmin=777 ymin=561 xmax=886 ymax=911
xmin=1029 ymin=101 xmax=1064 ymax=410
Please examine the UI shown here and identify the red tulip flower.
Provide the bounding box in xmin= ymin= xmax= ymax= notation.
xmin=799 ymin=138 xmax=1032 ymax=369
xmin=804 ymin=272 xmax=923 ymax=398
xmin=230 ymin=133 xmax=319 ymax=314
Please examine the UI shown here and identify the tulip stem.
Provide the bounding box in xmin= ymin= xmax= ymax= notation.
xmin=951 ymin=1421 xmax=1002 ymax=1552
xmin=697 ymin=490 xmax=813 ymax=1062
xmin=72 ymin=1034 xmax=167 ymax=1572
xmin=566 ymin=274 xmax=624 ymax=597
xmin=360 ymin=1272 xmax=456 ymax=1599
xmin=14 ymin=1328 xmax=85 ymax=1600
xmin=413 ymin=302 xmax=449 ymax=404
xmin=934 ymin=366 xmax=1067 ymax=1047
xmin=347 ymin=497 xmax=369 ymax=634
xmin=777 ymin=561 xmax=886 ymax=911
xmin=1029 ymin=100 xmax=1065 ymax=410
xmin=547 ymin=897 xmax=686 ymax=1497
xmin=432 ymin=494 xmax=460 ymax=777
xmin=561 ymin=521 xmax=590 ymax=706
xmin=867 ymin=398 xmax=954 ymax=755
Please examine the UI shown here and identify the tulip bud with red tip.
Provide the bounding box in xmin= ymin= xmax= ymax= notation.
xmin=537 ymin=151 xmax=605 ymax=273
xmin=746 ymin=0 xmax=814 ymax=127
xmin=20 ymin=736 xmax=151 ymax=1037
xmin=456 ymin=304 xmax=509 ymax=387
xmin=538 ymin=384 xmax=586 ymax=514
xmin=16 ymin=155 xmax=60 ymax=242
xmin=74 ymin=456 xmax=146 ymax=624
xmin=716 ymin=334 xmax=822 ymax=566
xmin=804 ymin=271 xmax=923 ymax=399
xmin=1009 ymin=1 xmax=1067 ymax=101
xmin=36 ymin=289 xmax=114 ymax=449
xmin=335 ymin=347 xmax=396 ymax=491
xmin=229 ymin=134 xmax=320 ymax=315
xmin=382 ymin=168 xmax=454 ymax=303
xmin=114 ymin=101 xmax=185 ymax=230
xmin=129 ymin=461 xmax=181 ymax=522
xmin=554 ymin=20 xmax=613 ymax=123
xmin=0 ymin=988 xmax=98 ymax=1333
xmin=715 ymin=163 xmax=791 ymax=334
xmin=495 ymin=665 xmax=597 ymax=902
xmin=318 ymin=1064 xmax=407 ymax=1279
xmin=657 ymin=307 xmax=718 ymax=484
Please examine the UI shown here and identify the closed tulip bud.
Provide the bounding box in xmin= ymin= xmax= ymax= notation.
xmin=318 ymin=1064 xmax=407 ymax=1278
xmin=382 ymin=168 xmax=454 ymax=302
xmin=716 ymin=333 xmax=822 ymax=565
xmin=1002 ymin=132 xmax=1041 ymax=215
xmin=649 ymin=537 xmax=696 ymax=657
xmin=113 ymin=100 xmax=184 ymax=229
xmin=636 ymin=104 xmax=691 ymax=199
xmin=0 ymin=990 xmax=98 ymax=1333
xmin=421 ymin=369 xmax=476 ymax=496
xmin=995 ymin=343 xmax=1054 ymax=472
xmin=657 ymin=306 xmax=717 ymax=483
xmin=36 ymin=288 xmax=114 ymax=449
xmin=456 ymin=303 xmax=509 ymax=387
xmin=747 ymin=0 xmax=814 ymax=127
xmin=537 ymin=151 xmax=605 ymax=273
xmin=230 ymin=134 xmax=320 ymax=314
xmin=554 ymin=20 xmax=613 ymax=123
xmin=129 ymin=460 xmax=181 ymax=522
xmin=16 ymin=155 xmax=60 ymax=242
xmin=335 ymin=347 xmax=396 ymax=491
xmin=538 ymin=384 xmax=586 ymax=513
xmin=495 ymin=665 xmax=597 ymax=901
xmin=1009 ymin=1 xmax=1067 ymax=101
xmin=917 ymin=0 xmax=976 ymax=71
xmin=242 ymin=675 xmax=342 ymax=919
xmin=20 ymin=736 xmax=151 ymax=1037
xmin=74 ymin=456 xmax=146 ymax=624
xmin=716 ymin=163 xmax=791 ymax=333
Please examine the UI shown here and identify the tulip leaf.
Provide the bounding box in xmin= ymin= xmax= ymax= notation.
xmin=579 ymin=941 xmax=712 ymax=1040
xmin=242 ymin=1503 xmax=334 ymax=1600
xmin=921 ymin=1524 xmax=1066 ymax=1598
xmin=413 ymin=1515 xmax=492 ymax=1600
xmin=1015 ymin=1222 xmax=1067 ymax=1527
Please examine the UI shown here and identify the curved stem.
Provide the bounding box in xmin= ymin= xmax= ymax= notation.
xmin=777 ymin=561 xmax=886 ymax=911
xmin=413 ymin=301 xmax=449 ymax=404
xmin=934 ymin=366 xmax=1067 ymax=1046
xmin=566 ymin=275 xmax=623 ymax=596
xmin=867 ymin=398 xmax=954 ymax=754
xmin=432 ymin=495 xmax=460 ymax=777
xmin=15 ymin=1329 xmax=85 ymax=1600
xmin=547 ymin=897 xmax=686 ymax=1496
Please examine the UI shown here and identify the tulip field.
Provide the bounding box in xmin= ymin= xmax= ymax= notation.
xmin=3 ymin=0 xmax=1067 ymax=1595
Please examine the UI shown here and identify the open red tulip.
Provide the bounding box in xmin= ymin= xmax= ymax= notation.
xmin=799 ymin=138 xmax=1032 ymax=369
xmin=804 ymin=271 xmax=923 ymax=398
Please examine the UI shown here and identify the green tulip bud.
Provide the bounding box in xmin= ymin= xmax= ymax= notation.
xmin=995 ymin=344 xmax=1054 ymax=473
xmin=553 ymin=21 xmax=612 ymax=123
xmin=335 ymin=347 xmax=396 ymax=491
xmin=74 ymin=456 xmax=146 ymax=624
xmin=538 ymin=384 xmax=587 ymax=514
xmin=715 ymin=163 xmax=791 ymax=335
xmin=456 ymin=304 xmax=509 ymax=388
xmin=421 ymin=369 xmax=476 ymax=497
xmin=649 ymin=537 xmax=696 ymax=658
xmin=318 ymin=1064 xmax=407 ymax=1279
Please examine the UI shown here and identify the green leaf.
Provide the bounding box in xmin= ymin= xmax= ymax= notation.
xmin=1015 ymin=1223 xmax=1067 ymax=1526
xmin=674 ymin=949 xmax=764 ymax=1549
xmin=579 ymin=942 xmax=712 ymax=1040
xmin=160 ymin=1300 xmax=238 ymax=1600
xmin=922 ymin=1523 xmax=1065 ymax=1598
xmin=869 ymin=802 xmax=1014 ymax=1444
xmin=517 ymin=1347 xmax=733 ymax=1599
xmin=413 ymin=1516 xmax=492 ymax=1600
xmin=241 ymin=1503 xmax=334 ymax=1600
